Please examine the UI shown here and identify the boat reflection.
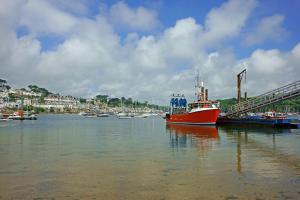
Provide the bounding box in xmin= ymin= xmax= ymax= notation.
xmin=166 ymin=124 xmax=219 ymax=151
xmin=167 ymin=124 xmax=219 ymax=138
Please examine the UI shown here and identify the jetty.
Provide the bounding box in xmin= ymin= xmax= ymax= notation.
xmin=217 ymin=69 xmax=300 ymax=128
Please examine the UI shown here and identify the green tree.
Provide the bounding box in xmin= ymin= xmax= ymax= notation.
xmin=0 ymin=79 xmax=10 ymax=91
xmin=108 ymin=98 xmax=121 ymax=107
xmin=79 ymin=98 xmax=87 ymax=103
xmin=124 ymin=97 xmax=133 ymax=106
xmin=95 ymin=95 xmax=108 ymax=103
xmin=0 ymin=79 xmax=7 ymax=84
xmin=121 ymin=97 xmax=126 ymax=104
xmin=28 ymin=85 xmax=50 ymax=96
xmin=218 ymin=98 xmax=237 ymax=112
xmin=34 ymin=107 xmax=45 ymax=113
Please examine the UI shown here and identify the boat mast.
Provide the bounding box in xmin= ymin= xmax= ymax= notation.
xmin=195 ymin=70 xmax=205 ymax=101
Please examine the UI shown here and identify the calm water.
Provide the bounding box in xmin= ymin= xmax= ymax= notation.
xmin=1 ymin=115 xmax=300 ymax=200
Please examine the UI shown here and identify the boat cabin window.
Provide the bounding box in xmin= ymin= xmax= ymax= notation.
xmin=189 ymin=102 xmax=212 ymax=110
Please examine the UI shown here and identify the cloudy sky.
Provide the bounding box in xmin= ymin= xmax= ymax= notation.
xmin=1 ymin=0 xmax=300 ymax=105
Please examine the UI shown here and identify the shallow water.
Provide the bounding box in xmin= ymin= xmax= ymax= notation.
xmin=0 ymin=114 xmax=300 ymax=199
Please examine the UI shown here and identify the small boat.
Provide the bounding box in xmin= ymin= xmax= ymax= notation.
xmin=8 ymin=115 xmax=22 ymax=120
xmin=263 ymin=111 xmax=286 ymax=119
xmin=23 ymin=111 xmax=38 ymax=120
xmin=97 ymin=113 xmax=109 ymax=117
xmin=117 ymin=112 xmax=132 ymax=119
xmin=118 ymin=116 xmax=132 ymax=119
xmin=79 ymin=112 xmax=97 ymax=117
xmin=85 ymin=113 xmax=97 ymax=118
xmin=141 ymin=113 xmax=150 ymax=118
xmin=78 ymin=112 xmax=88 ymax=116
xmin=134 ymin=114 xmax=146 ymax=118
xmin=133 ymin=113 xmax=148 ymax=118
xmin=8 ymin=110 xmax=24 ymax=120
xmin=1 ymin=110 xmax=37 ymax=120
xmin=1 ymin=113 xmax=11 ymax=119
xmin=25 ymin=114 xmax=38 ymax=120
xmin=117 ymin=99 xmax=132 ymax=119
xmin=159 ymin=112 xmax=167 ymax=118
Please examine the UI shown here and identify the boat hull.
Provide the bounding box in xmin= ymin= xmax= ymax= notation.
xmin=166 ymin=109 xmax=220 ymax=125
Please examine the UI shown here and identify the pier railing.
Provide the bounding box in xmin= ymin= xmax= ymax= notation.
xmin=226 ymin=80 xmax=300 ymax=117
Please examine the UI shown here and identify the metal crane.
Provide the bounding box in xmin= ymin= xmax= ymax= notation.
xmin=237 ymin=69 xmax=247 ymax=104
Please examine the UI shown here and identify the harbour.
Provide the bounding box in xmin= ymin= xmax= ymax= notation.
xmin=1 ymin=0 xmax=300 ymax=199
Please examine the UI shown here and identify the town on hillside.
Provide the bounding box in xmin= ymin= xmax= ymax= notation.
xmin=0 ymin=79 xmax=165 ymax=115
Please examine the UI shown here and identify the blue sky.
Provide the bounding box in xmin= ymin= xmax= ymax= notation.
xmin=25 ymin=0 xmax=300 ymax=56
xmin=1 ymin=0 xmax=300 ymax=104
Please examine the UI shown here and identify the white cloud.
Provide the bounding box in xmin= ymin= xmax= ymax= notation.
xmin=291 ymin=43 xmax=300 ymax=61
xmin=162 ymin=18 xmax=203 ymax=61
xmin=0 ymin=0 xmax=299 ymax=105
xmin=244 ymin=15 xmax=287 ymax=45
xmin=47 ymin=0 xmax=89 ymax=16
xmin=248 ymin=49 xmax=287 ymax=74
xmin=241 ymin=47 xmax=300 ymax=94
xmin=204 ymin=0 xmax=257 ymax=43
xmin=20 ymin=0 xmax=79 ymax=35
xmin=107 ymin=1 xmax=159 ymax=31
xmin=0 ymin=0 xmax=24 ymax=29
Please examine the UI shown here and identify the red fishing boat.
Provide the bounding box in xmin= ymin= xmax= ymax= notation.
xmin=166 ymin=74 xmax=220 ymax=125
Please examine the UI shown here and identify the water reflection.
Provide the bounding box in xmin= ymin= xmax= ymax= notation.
xmin=219 ymin=126 xmax=300 ymax=176
xmin=219 ymin=125 xmax=294 ymax=153
xmin=166 ymin=124 xmax=219 ymax=151
xmin=219 ymin=125 xmax=294 ymax=135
